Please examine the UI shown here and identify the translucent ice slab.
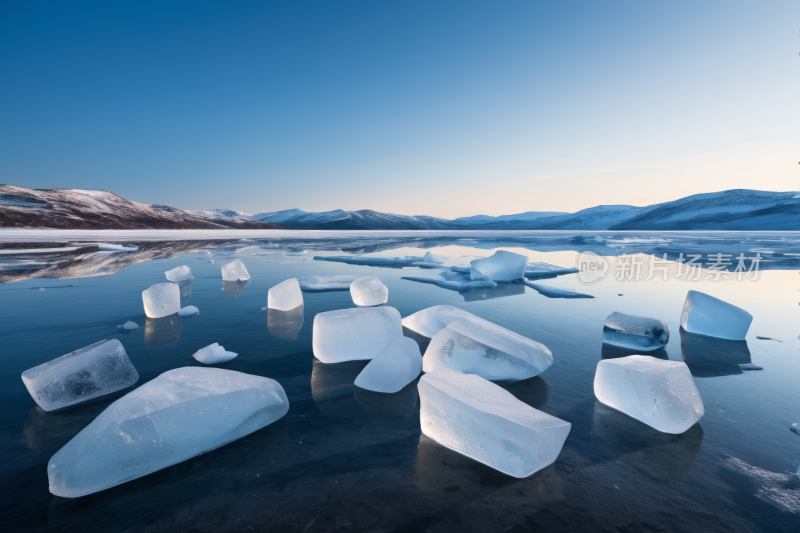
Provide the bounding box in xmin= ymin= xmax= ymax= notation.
xmin=603 ymin=311 xmax=669 ymax=351
xmin=680 ymin=290 xmax=752 ymax=340
xmin=312 ymin=307 xmax=402 ymax=363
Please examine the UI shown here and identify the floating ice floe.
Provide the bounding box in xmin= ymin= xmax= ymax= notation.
xmin=594 ymin=355 xmax=704 ymax=434
xmin=791 ymin=423 xmax=800 ymax=435
xmin=312 ymin=307 xmax=402 ymax=363
xmin=165 ymin=265 xmax=193 ymax=282
xmin=402 ymin=304 xmax=490 ymax=338
xmin=142 ymin=283 xmax=181 ymax=318
xmin=410 ymin=262 xmax=448 ymax=269
xmin=22 ymin=339 xmax=138 ymax=411
xmin=268 ymin=278 xmax=303 ymax=311
xmin=94 ymin=243 xmax=139 ymax=252
xmin=351 ymin=276 xmax=389 ymax=306
xmin=401 ymin=276 xmax=496 ymax=292
xmin=524 ymin=262 xmax=579 ymax=278
xmin=423 ymin=319 xmax=553 ymax=381
xmin=419 ymin=368 xmax=571 ymax=478
xmin=116 ymin=320 xmax=139 ymax=330
xmin=47 ymin=367 xmax=288 ymax=497
xmin=235 ymin=245 xmax=262 ymax=255
xmin=221 ymin=259 xmax=250 ymax=281
xmin=178 ymin=305 xmax=200 ymax=317
xmin=422 ymin=252 xmax=446 ymax=264
xmin=354 ymin=337 xmax=422 ymax=393
xmin=297 ymin=275 xmax=359 ymax=292
xmin=522 ymin=281 xmax=594 ymax=299
xmin=192 ymin=343 xmax=238 ymax=364
xmin=314 ymin=255 xmax=413 ymax=268
xmin=470 ymin=250 xmax=528 ymax=281
xmin=738 ymin=363 xmax=763 ymax=371
xmin=602 ymin=311 xmax=669 ymax=351
xmin=680 ymin=290 xmax=752 ymax=340
xmin=449 ymin=264 xmax=472 ymax=274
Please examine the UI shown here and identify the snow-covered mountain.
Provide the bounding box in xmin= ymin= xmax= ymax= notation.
xmin=452 ymin=211 xmax=569 ymax=225
xmin=204 ymin=207 xmax=459 ymax=230
xmin=0 ymin=185 xmax=282 ymax=230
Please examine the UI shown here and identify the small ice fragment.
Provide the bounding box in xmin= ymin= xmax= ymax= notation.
xmin=192 ymin=343 xmax=238 ymax=364
xmin=21 ymin=339 xmax=138 ymax=411
xmin=602 ymin=312 xmax=669 ymax=351
xmin=790 ymin=423 xmax=800 ymax=435
xmin=221 ymin=259 xmax=250 ymax=281
xmin=312 ymin=307 xmax=402 ymax=363
xmin=618 ymin=294 xmax=623 ymax=296
xmin=178 ymin=305 xmax=200 ymax=317
xmin=523 ymin=281 xmax=594 ymax=299
xmin=350 ymin=277 xmax=389 ymax=306
xmin=594 ymin=355 xmax=704 ymax=434
xmin=39 ymin=288 xmax=45 ymax=291
xmin=470 ymin=251 xmax=528 ymax=281
xmin=47 ymin=367 xmax=288 ymax=497
xmin=422 ymin=251 xmax=446 ymax=264
xmin=297 ymin=275 xmax=359 ymax=292
xmin=680 ymin=290 xmax=752 ymax=340
xmin=402 ymin=276 xmax=496 ymax=291
xmin=142 ymin=283 xmax=180 ymax=318
xmin=419 ymin=368 xmax=571 ymax=478
xmin=117 ymin=320 xmax=139 ymax=330
xmin=524 ymin=262 xmax=579 ymax=278
xmin=449 ymin=264 xmax=472 ymax=274
xmin=423 ymin=320 xmax=553 ymax=381
xmin=95 ymin=243 xmax=138 ymax=252
xmin=208 ymin=260 xmax=214 ymax=264
xmin=165 ymin=265 xmax=193 ymax=282
xmin=755 ymin=336 xmax=781 ymax=341
xmin=738 ymin=363 xmax=763 ymax=371
xmin=354 ymin=337 xmax=422 ymax=393
xmin=267 ymin=278 xmax=303 ymax=311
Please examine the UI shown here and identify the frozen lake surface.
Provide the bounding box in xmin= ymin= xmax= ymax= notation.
xmin=1 ymin=231 xmax=799 ymax=532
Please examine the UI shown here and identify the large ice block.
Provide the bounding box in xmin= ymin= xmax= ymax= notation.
xmin=354 ymin=337 xmax=422 ymax=393
xmin=21 ymin=339 xmax=138 ymax=411
xmin=423 ymin=320 xmax=553 ymax=381
xmin=680 ymin=290 xmax=752 ymax=340
xmin=603 ymin=312 xmax=669 ymax=351
xmin=142 ymin=283 xmax=180 ymax=318
xmin=221 ymin=259 xmax=250 ymax=281
xmin=48 ymin=367 xmax=288 ymax=497
xmin=419 ymin=368 xmax=571 ymax=478
xmin=165 ymin=265 xmax=193 ymax=282
xmin=192 ymin=343 xmax=238 ymax=364
xmin=312 ymin=307 xmax=402 ymax=363
xmin=594 ymin=355 xmax=704 ymax=434
xmin=267 ymin=278 xmax=303 ymax=311
xmin=298 ymin=275 xmax=359 ymax=292
xmin=402 ymin=305 xmax=487 ymax=338
xmin=350 ymin=276 xmax=389 ymax=306
xmin=470 ymin=251 xmax=528 ymax=281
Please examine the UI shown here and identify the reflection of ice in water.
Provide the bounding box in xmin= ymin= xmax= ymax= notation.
xmin=144 ymin=315 xmax=183 ymax=346
xmin=680 ymin=329 xmax=752 ymax=377
xmin=310 ymin=359 xmax=366 ymax=418
xmin=267 ymin=306 xmax=304 ymax=341
xmin=353 ymin=381 xmax=419 ymax=418
xmin=461 ymin=282 xmax=525 ymax=302
xmin=172 ymin=279 xmax=191 ymax=299
xmin=222 ymin=279 xmax=251 ymax=299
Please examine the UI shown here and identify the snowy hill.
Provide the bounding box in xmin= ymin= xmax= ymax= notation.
xmin=452 ymin=211 xmax=569 ymax=225
xmin=0 ymin=186 xmax=282 ymax=230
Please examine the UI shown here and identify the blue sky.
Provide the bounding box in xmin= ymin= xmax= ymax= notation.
xmin=1 ymin=0 xmax=798 ymax=218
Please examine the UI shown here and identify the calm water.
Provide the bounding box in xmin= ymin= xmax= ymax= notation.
xmin=1 ymin=232 xmax=799 ymax=532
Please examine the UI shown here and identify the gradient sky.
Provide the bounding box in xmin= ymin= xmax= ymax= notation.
xmin=1 ymin=0 xmax=798 ymax=218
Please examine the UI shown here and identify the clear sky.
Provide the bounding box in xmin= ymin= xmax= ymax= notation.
xmin=1 ymin=0 xmax=798 ymax=218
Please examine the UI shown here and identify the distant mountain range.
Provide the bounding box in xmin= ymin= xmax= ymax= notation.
xmin=1 ymin=184 xmax=798 ymax=230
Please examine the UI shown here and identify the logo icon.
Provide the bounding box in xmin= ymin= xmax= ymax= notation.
xmin=577 ymin=251 xmax=608 ymax=283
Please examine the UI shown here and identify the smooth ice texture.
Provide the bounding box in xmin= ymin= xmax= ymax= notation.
xmin=594 ymin=355 xmax=704 ymax=434
xmin=603 ymin=312 xmax=669 ymax=351
xmin=423 ymin=320 xmax=553 ymax=381
xmin=680 ymin=290 xmax=753 ymax=340
xmin=738 ymin=363 xmax=763 ymax=371
xmin=117 ymin=320 xmax=139 ymax=330
xmin=523 ymin=281 xmax=594 ymax=299
xmin=312 ymin=307 xmax=402 ymax=363
xmin=267 ymin=278 xmax=304 ymax=311
xmin=350 ymin=276 xmax=389 ymax=306
xmin=419 ymin=368 xmax=571 ymax=478
xmin=402 ymin=276 xmax=496 ymax=292
xmin=402 ymin=305 xmax=490 ymax=338
xmin=297 ymin=275 xmax=359 ymax=292
xmin=48 ymin=367 xmax=288 ymax=497
xmin=192 ymin=343 xmax=238 ymax=364
xmin=354 ymin=337 xmax=422 ymax=393
xmin=470 ymin=251 xmax=528 ymax=281
xmin=141 ymin=283 xmax=181 ymax=318
xmin=524 ymin=262 xmax=579 ymax=278
xmin=178 ymin=305 xmax=200 ymax=317
xmin=221 ymin=259 xmax=250 ymax=281
xmin=22 ymin=339 xmax=138 ymax=411
xmin=165 ymin=265 xmax=193 ymax=282
xmin=422 ymin=251 xmax=446 ymax=264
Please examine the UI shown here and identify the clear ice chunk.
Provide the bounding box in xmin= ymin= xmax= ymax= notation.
xmin=312 ymin=307 xmax=402 ymax=363
xmin=680 ymin=290 xmax=752 ymax=340
xmin=142 ymin=283 xmax=181 ymax=318
xmin=594 ymin=355 xmax=704 ymax=434
xmin=354 ymin=337 xmax=422 ymax=393
xmin=470 ymin=251 xmax=528 ymax=281
xmin=48 ymin=367 xmax=288 ymax=497
xmin=178 ymin=305 xmax=200 ymax=317
xmin=221 ymin=259 xmax=251 ymax=281
xmin=192 ymin=343 xmax=238 ymax=364
xmin=267 ymin=278 xmax=304 ymax=311
xmin=164 ymin=265 xmax=193 ymax=282
xmin=297 ymin=275 xmax=359 ymax=292
xmin=423 ymin=320 xmax=553 ymax=381
xmin=21 ymin=339 xmax=138 ymax=411
xmin=422 ymin=252 xmax=446 ymax=264
xmin=419 ymin=368 xmax=571 ymax=478
xmin=603 ymin=311 xmax=669 ymax=351
xmin=402 ymin=304 xmax=491 ymax=338
xmin=522 ymin=281 xmax=594 ymax=299
xmin=117 ymin=320 xmax=139 ymax=330
xmin=350 ymin=276 xmax=389 ymax=306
